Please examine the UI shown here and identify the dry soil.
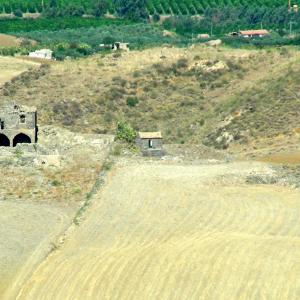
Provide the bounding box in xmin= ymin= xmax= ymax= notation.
xmin=10 ymin=160 xmax=300 ymax=300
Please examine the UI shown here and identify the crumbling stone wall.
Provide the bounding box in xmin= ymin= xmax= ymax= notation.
xmin=0 ymin=104 xmax=37 ymax=147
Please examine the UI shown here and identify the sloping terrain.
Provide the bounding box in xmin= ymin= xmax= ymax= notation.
xmin=0 ymin=56 xmax=39 ymax=87
xmin=0 ymin=200 xmax=73 ymax=297
xmin=0 ymin=33 xmax=21 ymax=47
xmin=13 ymin=161 xmax=300 ymax=300
xmin=0 ymin=127 xmax=113 ymax=299
xmin=2 ymin=45 xmax=300 ymax=151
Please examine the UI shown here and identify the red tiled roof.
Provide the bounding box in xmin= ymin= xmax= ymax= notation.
xmin=240 ymin=30 xmax=269 ymax=35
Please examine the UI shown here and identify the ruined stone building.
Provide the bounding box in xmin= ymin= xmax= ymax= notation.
xmin=0 ymin=104 xmax=38 ymax=147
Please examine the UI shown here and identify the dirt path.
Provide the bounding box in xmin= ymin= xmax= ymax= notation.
xmin=14 ymin=161 xmax=300 ymax=300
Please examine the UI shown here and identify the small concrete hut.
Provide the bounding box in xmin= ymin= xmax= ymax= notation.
xmin=136 ymin=131 xmax=164 ymax=157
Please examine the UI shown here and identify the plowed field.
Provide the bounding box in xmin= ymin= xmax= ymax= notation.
xmin=12 ymin=161 xmax=300 ymax=300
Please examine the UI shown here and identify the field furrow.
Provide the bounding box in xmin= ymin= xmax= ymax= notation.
xmin=13 ymin=162 xmax=300 ymax=300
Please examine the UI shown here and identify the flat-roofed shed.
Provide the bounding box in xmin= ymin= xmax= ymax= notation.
xmin=137 ymin=131 xmax=164 ymax=157
xmin=138 ymin=132 xmax=162 ymax=139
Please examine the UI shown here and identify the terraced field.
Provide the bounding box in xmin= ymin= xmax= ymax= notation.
xmin=12 ymin=161 xmax=300 ymax=300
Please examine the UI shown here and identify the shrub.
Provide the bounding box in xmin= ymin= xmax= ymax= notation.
xmin=13 ymin=9 xmax=23 ymax=18
xmin=126 ymin=97 xmax=139 ymax=107
xmin=51 ymin=179 xmax=61 ymax=186
xmin=113 ymin=52 xmax=122 ymax=58
xmin=102 ymin=160 xmax=113 ymax=171
xmin=112 ymin=144 xmax=122 ymax=156
xmin=115 ymin=121 xmax=136 ymax=143
xmin=152 ymin=13 xmax=160 ymax=23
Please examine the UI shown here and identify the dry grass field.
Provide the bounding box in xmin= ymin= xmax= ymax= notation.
xmin=0 ymin=34 xmax=21 ymax=47
xmin=10 ymin=161 xmax=300 ymax=300
xmin=0 ymin=200 xmax=74 ymax=297
xmin=1 ymin=45 xmax=300 ymax=300
xmin=0 ymin=127 xmax=113 ymax=299
xmin=2 ymin=45 xmax=300 ymax=150
xmin=0 ymin=56 xmax=39 ymax=87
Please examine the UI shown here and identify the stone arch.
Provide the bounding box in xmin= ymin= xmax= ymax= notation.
xmin=13 ymin=133 xmax=31 ymax=147
xmin=0 ymin=133 xmax=10 ymax=147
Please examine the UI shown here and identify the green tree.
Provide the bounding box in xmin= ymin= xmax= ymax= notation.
xmin=49 ymin=0 xmax=57 ymax=8
xmin=113 ymin=0 xmax=149 ymax=21
xmin=13 ymin=9 xmax=23 ymax=17
xmin=116 ymin=121 xmax=136 ymax=144
xmin=93 ymin=0 xmax=109 ymax=17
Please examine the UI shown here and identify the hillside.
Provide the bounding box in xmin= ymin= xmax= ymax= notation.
xmin=0 ymin=0 xmax=297 ymax=15
xmin=1 ymin=45 xmax=300 ymax=153
xmin=2 ymin=37 xmax=300 ymax=300
xmin=0 ymin=55 xmax=39 ymax=86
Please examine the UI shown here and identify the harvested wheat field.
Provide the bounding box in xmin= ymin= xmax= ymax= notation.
xmin=0 ymin=56 xmax=39 ymax=87
xmin=0 ymin=34 xmax=21 ymax=47
xmin=0 ymin=200 xmax=73 ymax=298
xmin=11 ymin=161 xmax=300 ymax=300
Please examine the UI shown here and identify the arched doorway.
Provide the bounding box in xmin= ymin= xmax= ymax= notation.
xmin=0 ymin=133 xmax=10 ymax=147
xmin=13 ymin=133 xmax=31 ymax=147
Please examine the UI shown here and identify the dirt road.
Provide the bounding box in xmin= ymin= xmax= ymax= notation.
xmin=12 ymin=161 xmax=300 ymax=300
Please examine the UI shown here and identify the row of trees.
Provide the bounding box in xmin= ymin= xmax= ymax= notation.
xmin=42 ymin=0 xmax=148 ymax=20
xmin=3 ymin=0 xmax=300 ymax=33
xmin=1 ymin=0 xmax=149 ymax=21
xmin=163 ymin=6 xmax=300 ymax=35
xmin=2 ymin=0 xmax=297 ymax=20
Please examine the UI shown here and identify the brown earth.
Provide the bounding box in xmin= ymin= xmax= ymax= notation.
xmin=258 ymin=150 xmax=300 ymax=165
xmin=0 ymin=34 xmax=36 ymax=47
xmin=0 ymin=34 xmax=21 ymax=47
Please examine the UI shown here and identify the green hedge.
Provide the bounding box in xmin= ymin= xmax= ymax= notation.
xmin=0 ymin=17 xmax=132 ymax=33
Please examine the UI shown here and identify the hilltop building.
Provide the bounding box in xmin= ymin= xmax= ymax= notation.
xmin=136 ymin=132 xmax=164 ymax=157
xmin=0 ymin=103 xmax=38 ymax=147
xmin=112 ymin=42 xmax=130 ymax=52
xmin=239 ymin=30 xmax=269 ymax=38
xmin=29 ymin=49 xmax=53 ymax=60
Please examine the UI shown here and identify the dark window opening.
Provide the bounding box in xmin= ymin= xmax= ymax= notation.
xmin=148 ymin=139 xmax=153 ymax=148
xmin=20 ymin=115 xmax=26 ymax=124
xmin=0 ymin=120 xmax=4 ymax=130
xmin=0 ymin=133 xmax=10 ymax=147
xmin=13 ymin=133 xmax=31 ymax=147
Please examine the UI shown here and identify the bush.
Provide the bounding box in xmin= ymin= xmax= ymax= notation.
xmin=152 ymin=13 xmax=160 ymax=23
xmin=13 ymin=9 xmax=23 ymax=18
xmin=115 ymin=121 xmax=136 ymax=143
xmin=126 ymin=97 xmax=139 ymax=107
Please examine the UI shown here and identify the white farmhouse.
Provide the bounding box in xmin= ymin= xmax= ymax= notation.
xmin=29 ymin=49 xmax=53 ymax=60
